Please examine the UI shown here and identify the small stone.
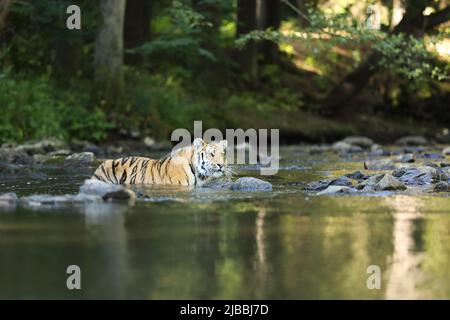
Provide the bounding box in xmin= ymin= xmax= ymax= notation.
xmin=396 ymin=153 xmax=415 ymax=163
xmin=231 ymin=177 xmax=272 ymax=191
xmin=130 ymin=130 xmax=140 ymax=139
xmin=420 ymin=153 xmax=444 ymax=159
xmin=345 ymin=171 xmax=368 ymax=180
xmin=144 ymin=137 xmax=156 ymax=148
xmin=64 ymin=152 xmax=96 ymax=166
xmin=47 ymin=149 xmax=72 ymax=157
xmin=370 ymin=144 xmax=390 ymax=156
xmin=306 ymin=176 xmax=353 ymax=192
xmin=317 ymin=186 xmax=353 ymax=195
xmin=374 ymin=174 xmax=406 ymax=191
xmin=396 ymin=136 xmax=428 ymax=146
xmin=404 ymin=146 xmax=424 ymax=154
xmin=364 ymin=159 xmax=395 ymax=170
xmin=442 ymin=147 xmax=450 ymax=156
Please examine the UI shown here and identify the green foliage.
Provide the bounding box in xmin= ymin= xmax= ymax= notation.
xmin=120 ymin=68 xmax=212 ymax=138
xmin=0 ymin=70 xmax=109 ymax=144
xmin=236 ymin=8 xmax=449 ymax=83
xmin=128 ymin=1 xmax=216 ymax=66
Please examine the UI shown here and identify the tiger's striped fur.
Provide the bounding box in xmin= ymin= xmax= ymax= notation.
xmin=92 ymin=138 xmax=229 ymax=186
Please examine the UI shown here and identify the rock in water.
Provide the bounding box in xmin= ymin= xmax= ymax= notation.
xmin=374 ymin=174 xmax=406 ymax=191
xmin=395 ymin=166 xmax=440 ymax=185
xmin=342 ymin=136 xmax=374 ymax=148
xmin=396 ymin=136 xmax=428 ymax=146
xmin=356 ymin=174 xmax=385 ymax=191
xmin=14 ymin=138 xmax=66 ymax=155
xmin=0 ymin=193 xmax=18 ymax=205
xmin=231 ymin=177 xmax=272 ymax=191
xmin=397 ymin=153 xmax=415 ymax=163
xmin=364 ymin=159 xmax=395 ymax=170
xmin=432 ymin=181 xmax=450 ymax=192
xmin=317 ymin=186 xmax=353 ymax=195
xmin=20 ymin=194 xmax=101 ymax=206
xmin=331 ymin=141 xmax=362 ymax=154
xmin=420 ymin=153 xmax=444 ymax=159
xmin=65 ymin=152 xmax=96 ymax=166
xmin=370 ymin=144 xmax=390 ymax=156
xmin=306 ymin=176 xmax=353 ymax=192
xmin=80 ymin=179 xmax=136 ymax=201
xmin=345 ymin=171 xmax=368 ymax=180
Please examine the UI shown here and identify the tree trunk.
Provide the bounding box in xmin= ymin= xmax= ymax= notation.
xmin=0 ymin=0 xmax=13 ymax=31
xmin=236 ymin=0 xmax=258 ymax=79
xmin=321 ymin=1 xmax=449 ymax=116
xmin=53 ymin=35 xmax=82 ymax=76
xmin=259 ymin=0 xmax=281 ymax=64
xmin=124 ymin=0 xmax=151 ymax=65
xmin=94 ymin=0 xmax=126 ymax=105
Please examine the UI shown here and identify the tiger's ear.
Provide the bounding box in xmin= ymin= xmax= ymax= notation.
xmin=193 ymin=138 xmax=204 ymax=150
xmin=218 ymin=140 xmax=227 ymax=150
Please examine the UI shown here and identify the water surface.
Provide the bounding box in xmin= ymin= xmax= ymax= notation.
xmin=1 ymin=146 xmax=449 ymax=299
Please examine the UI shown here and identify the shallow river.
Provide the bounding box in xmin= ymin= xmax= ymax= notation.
xmin=1 ymin=146 xmax=449 ymax=299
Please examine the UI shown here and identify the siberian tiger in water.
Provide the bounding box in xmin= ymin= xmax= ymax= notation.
xmin=92 ymin=138 xmax=230 ymax=186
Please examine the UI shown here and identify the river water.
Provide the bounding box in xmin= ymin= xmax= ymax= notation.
xmin=0 ymin=146 xmax=449 ymax=299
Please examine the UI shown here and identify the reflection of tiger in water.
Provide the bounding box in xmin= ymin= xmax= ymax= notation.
xmin=92 ymin=138 xmax=230 ymax=186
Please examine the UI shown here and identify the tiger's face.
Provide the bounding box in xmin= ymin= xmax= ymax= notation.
xmin=193 ymin=138 xmax=228 ymax=179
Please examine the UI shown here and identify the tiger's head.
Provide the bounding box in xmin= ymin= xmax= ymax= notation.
xmin=192 ymin=138 xmax=229 ymax=180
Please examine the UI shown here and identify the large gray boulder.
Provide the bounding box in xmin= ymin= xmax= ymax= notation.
xmin=80 ymin=179 xmax=136 ymax=200
xmin=231 ymin=177 xmax=272 ymax=191
xmin=0 ymin=193 xmax=18 ymax=205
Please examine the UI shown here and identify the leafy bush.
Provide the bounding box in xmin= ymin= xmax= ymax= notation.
xmin=120 ymin=68 xmax=212 ymax=139
xmin=0 ymin=70 xmax=109 ymax=144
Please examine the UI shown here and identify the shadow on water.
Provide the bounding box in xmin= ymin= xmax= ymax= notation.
xmin=1 ymin=147 xmax=450 ymax=299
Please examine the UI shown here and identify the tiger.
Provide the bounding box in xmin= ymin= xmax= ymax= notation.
xmin=92 ymin=138 xmax=230 ymax=186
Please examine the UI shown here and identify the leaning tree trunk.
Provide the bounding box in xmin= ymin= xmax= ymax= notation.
xmin=235 ymin=0 xmax=258 ymax=80
xmin=124 ymin=0 xmax=151 ymax=65
xmin=94 ymin=0 xmax=126 ymax=106
xmin=321 ymin=1 xmax=450 ymax=116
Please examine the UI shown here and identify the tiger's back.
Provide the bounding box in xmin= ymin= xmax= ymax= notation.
xmin=92 ymin=155 xmax=195 ymax=186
